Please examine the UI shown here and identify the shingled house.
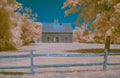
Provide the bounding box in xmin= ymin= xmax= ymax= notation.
xmin=42 ymin=19 xmax=73 ymax=43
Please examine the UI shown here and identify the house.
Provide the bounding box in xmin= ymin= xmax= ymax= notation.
xmin=42 ymin=19 xmax=73 ymax=43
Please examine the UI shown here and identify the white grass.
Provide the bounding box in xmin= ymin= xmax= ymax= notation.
xmin=0 ymin=43 xmax=120 ymax=78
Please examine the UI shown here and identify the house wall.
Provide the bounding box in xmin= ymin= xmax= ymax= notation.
xmin=42 ymin=32 xmax=72 ymax=43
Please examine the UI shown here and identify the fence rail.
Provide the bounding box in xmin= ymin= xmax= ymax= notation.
xmin=0 ymin=53 xmax=104 ymax=59
xmin=0 ymin=49 xmax=120 ymax=74
xmin=0 ymin=54 xmax=29 ymax=59
xmin=109 ymin=52 xmax=120 ymax=55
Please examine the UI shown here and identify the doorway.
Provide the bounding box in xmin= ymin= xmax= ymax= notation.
xmin=53 ymin=37 xmax=59 ymax=42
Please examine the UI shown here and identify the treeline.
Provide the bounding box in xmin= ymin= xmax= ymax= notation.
xmin=0 ymin=0 xmax=42 ymax=51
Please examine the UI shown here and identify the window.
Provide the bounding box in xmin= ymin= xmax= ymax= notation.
xmin=56 ymin=37 xmax=59 ymax=42
xmin=47 ymin=37 xmax=50 ymax=41
xmin=65 ymin=37 xmax=68 ymax=40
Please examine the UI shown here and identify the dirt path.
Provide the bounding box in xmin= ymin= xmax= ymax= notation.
xmin=0 ymin=43 xmax=120 ymax=78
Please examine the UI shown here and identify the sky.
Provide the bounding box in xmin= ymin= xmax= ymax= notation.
xmin=16 ymin=0 xmax=83 ymax=29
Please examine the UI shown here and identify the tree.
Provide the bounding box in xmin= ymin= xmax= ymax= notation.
xmin=63 ymin=0 xmax=120 ymax=44
xmin=0 ymin=0 xmax=16 ymax=51
xmin=0 ymin=0 xmax=42 ymax=51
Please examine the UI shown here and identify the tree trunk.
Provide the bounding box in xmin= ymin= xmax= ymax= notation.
xmin=105 ymin=36 xmax=111 ymax=51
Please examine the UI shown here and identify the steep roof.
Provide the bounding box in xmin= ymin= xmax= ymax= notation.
xmin=42 ymin=23 xmax=72 ymax=32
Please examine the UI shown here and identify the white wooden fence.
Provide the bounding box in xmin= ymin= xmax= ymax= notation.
xmin=0 ymin=49 xmax=120 ymax=74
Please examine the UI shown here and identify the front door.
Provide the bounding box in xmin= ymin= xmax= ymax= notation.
xmin=56 ymin=37 xmax=59 ymax=42
xmin=53 ymin=37 xmax=59 ymax=43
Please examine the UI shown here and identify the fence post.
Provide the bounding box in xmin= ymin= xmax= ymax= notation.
xmin=30 ymin=50 xmax=34 ymax=74
xmin=103 ymin=49 xmax=108 ymax=71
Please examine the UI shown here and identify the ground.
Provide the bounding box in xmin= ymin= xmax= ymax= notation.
xmin=0 ymin=43 xmax=120 ymax=78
